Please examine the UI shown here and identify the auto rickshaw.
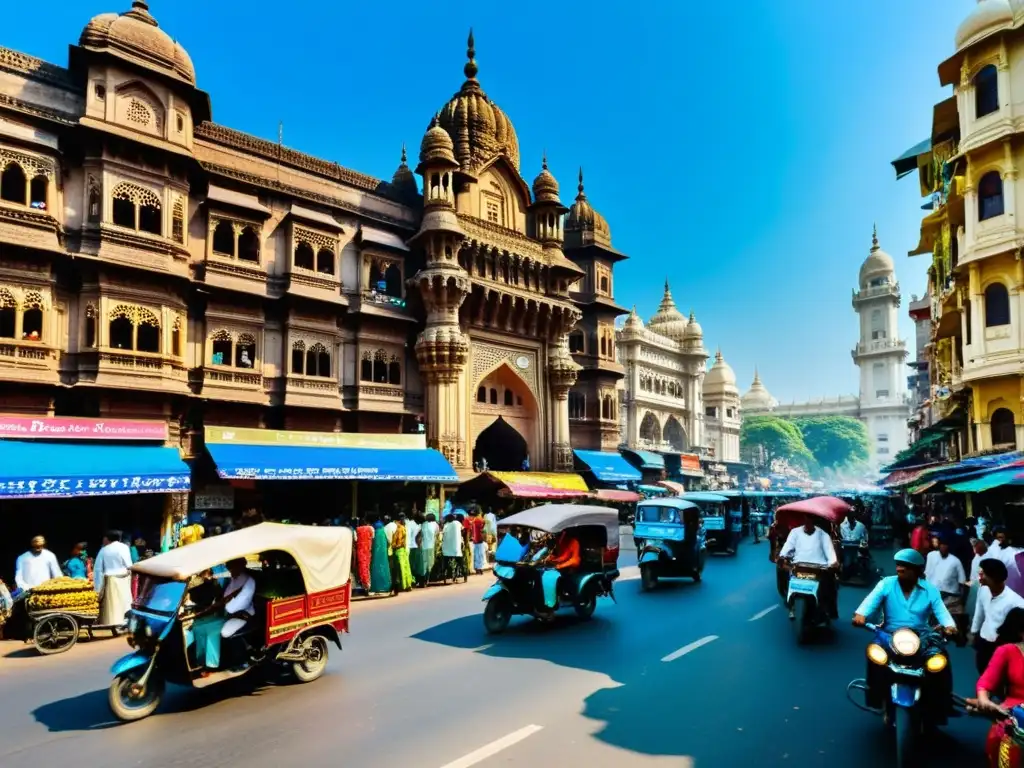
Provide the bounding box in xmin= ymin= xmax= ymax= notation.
xmin=108 ymin=523 xmax=352 ymax=722
xmin=634 ymin=497 xmax=706 ymax=590
xmin=769 ymin=496 xmax=847 ymax=644
xmin=681 ymin=492 xmax=737 ymax=554
xmin=482 ymin=504 xmax=620 ymax=634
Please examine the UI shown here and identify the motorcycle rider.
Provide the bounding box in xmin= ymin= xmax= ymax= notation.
xmin=779 ymin=513 xmax=839 ymax=620
xmin=839 ymin=509 xmax=869 ymax=578
xmin=852 ymin=549 xmax=958 ymax=722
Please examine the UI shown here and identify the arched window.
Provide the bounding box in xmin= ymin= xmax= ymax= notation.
xmin=238 ymin=227 xmax=260 ymax=262
xmin=979 ymin=171 xmax=1004 ymax=221
xmin=308 ymin=343 xmax=331 ymax=377
xmin=600 ymin=335 xmax=607 ymax=356
xmin=381 ymin=264 xmax=402 ymax=297
xmin=210 ymin=330 xmax=232 ymax=365
xmin=975 ymin=64 xmax=999 ymax=119
xmin=212 ymin=220 xmax=235 ymax=256
xmin=0 ymin=289 xmax=15 ymax=338
xmin=477 ymin=386 xmax=487 ymax=403
xmin=29 ymin=175 xmax=47 ymax=210
xmin=138 ymin=201 xmax=161 ymax=235
xmin=135 ymin=310 xmax=160 ymax=352
xmin=489 ymin=387 xmax=498 ymax=405
xmin=316 ymin=248 xmax=334 ymax=275
xmin=373 ymin=349 xmax=387 ymax=383
xmin=360 ymin=351 xmax=373 ymax=382
xmin=294 ymin=241 xmax=315 ymax=271
xmin=600 ymin=275 xmax=609 ymax=293
xmin=984 ymin=282 xmax=1010 ymax=327
xmin=112 ymin=194 xmax=135 ymax=228
xmin=0 ymin=163 xmax=26 ymax=204
xmin=235 ymin=333 xmax=256 ymax=368
xmin=388 ymin=356 xmax=401 ymax=385
xmin=291 ymin=341 xmax=305 ymax=374
xmin=171 ymin=198 xmax=184 ymax=243
xmin=992 ymin=407 xmax=1016 ymax=446
xmin=504 ymin=389 xmax=514 ymax=406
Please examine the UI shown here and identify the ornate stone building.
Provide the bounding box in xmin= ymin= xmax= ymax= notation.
xmin=0 ymin=7 xmax=615 ymax=472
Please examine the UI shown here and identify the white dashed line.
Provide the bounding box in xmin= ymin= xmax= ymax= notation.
xmin=749 ymin=604 xmax=780 ymax=622
xmin=439 ymin=725 xmax=544 ymax=768
xmin=661 ymin=635 xmax=719 ymax=663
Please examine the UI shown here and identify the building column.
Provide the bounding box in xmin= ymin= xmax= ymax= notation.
xmin=548 ymin=336 xmax=579 ymax=471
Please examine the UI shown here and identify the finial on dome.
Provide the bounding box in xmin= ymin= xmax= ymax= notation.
xmin=464 ymin=28 xmax=478 ymax=80
xmin=542 ymin=151 xmax=548 ymax=170
xmin=577 ymin=167 xmax=585 ymax=196
xmin=715 ymin=347 xmax=723 ymax=361
xmin=132 ymin=0 xmax=150 ymax=9
xmin=664 ymin=278 xmax=670 ymax=292
xmin=400 ymin=143 xmax=408 ymax=164
xmin=689 ymin=310 xmax=696 ymax=322
xmin=871 ymin=222 xmax=879 ymax=251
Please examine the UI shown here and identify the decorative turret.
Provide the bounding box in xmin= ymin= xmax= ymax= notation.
xmin=530 ymin=153 xmax=568 ymax=245
xmin=390 ymin=144 xmax=419 ymax=201
xmin=648 ymin=280 xmax=688 ymax=341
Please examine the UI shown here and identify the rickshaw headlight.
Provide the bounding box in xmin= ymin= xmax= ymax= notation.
xmin=891 ymin=629 xmax=921 ymax=656
xmin=925 ymin=654 xmax=948 ymax=673
xmin=867 ymin=644 xmax=889 ymax=666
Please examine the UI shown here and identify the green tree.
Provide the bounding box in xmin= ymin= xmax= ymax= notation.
xmin=793 ymin=416 xmax=870 ymax=470
xmin=740 ymin=415 xmax=813 ymax=471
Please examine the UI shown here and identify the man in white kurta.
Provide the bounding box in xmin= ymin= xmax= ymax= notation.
xmin=780 ymin=517 xmax=838 ymax=619
xmin=94 ymin=531 xmax=133 ymax=626
xmin=14 ymin=536 xmax=61 ymax=593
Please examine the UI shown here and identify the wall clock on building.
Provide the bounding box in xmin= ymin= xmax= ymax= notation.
xmin=515 ymin=355 xmax=529 ymax=370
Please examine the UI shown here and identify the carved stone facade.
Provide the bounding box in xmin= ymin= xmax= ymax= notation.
xmin=0 ymin=9 xmax=620 ymax=470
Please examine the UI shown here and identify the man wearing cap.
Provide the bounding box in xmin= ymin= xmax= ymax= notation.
xmin=853 ymin=549 xmax=958 ymax=719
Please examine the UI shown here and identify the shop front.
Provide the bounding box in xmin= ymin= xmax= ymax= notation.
xmin=0 ymin=415 xmax=191 ymax=581
xmin=194 ymin=427 xmax=458 ymax=526
xmin=620 ymin=448 xmax=667 ymax=484
xmin=457 ymin=471 xmax=591 ymax=514
xmin=573 ymin=449 xmax=642 ymax=489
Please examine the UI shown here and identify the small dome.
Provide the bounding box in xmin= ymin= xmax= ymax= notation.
xmin=704 ymin=349 xmax=738 ymax=397
xmin=684 ymin=310 xmax=703 ymax=339
xmin=741 ymin=367 xmax=777 ymax=412
xmin=80 ymin=1 xmax=195 ymax=84
xmin=623 ymin=305 xmax=644 ymax=330
xmin=956 ymin=0 xmax=1014 ymax=51
xmin=418 ymin=115 xmax=458 ymax=169
xmin=564 ymin=168 xmax=612 ymax=247
xmin=647 ymin=280 xmax=688 ymax=341
xmin=532 ymin=155 xmax=560 ymax=204
xmin=859 ymin=225 xmax=896 ymax=288
xmin=391 ymin=144 xmax=418 ymax=200
xmin=433 ymin=31 xmax=520 ymax=175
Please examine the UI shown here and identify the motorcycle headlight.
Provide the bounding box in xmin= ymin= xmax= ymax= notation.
xmin=891 ymin=629 xmax=921 ymax=656
xmin=867 ymin=643 xmax=889 ymax=666
xmin=925 ymin=654 xmax=948 ymax=673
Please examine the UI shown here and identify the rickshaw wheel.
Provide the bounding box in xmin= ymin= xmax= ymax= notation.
xmin=109 ymin=669 xmax=164 ymax=722
xmin=33 ymin=614 xmax=79 ymax=655
xmin=483 ymin=592 xmax=512 ymax=634
xmin=792 ymin=600 xmax=809 ymax=645
xmin=574 ymin=584 xmax=597 ymax=619
xmin=292 ymin=635 xmax=329 ymax=683
xmin=640 ymin=565 xmax=658 ymax=592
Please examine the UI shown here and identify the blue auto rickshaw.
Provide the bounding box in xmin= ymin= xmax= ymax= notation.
xmin=681 ymin=492 xmax=737 ymax=555
xmin=634 ymin=498 xmax=705 ymax=590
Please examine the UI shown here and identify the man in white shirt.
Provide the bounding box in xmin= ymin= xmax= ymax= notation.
xmin=925 ymin=537 xmax=967 ymax=637
xmin=404 ymin=513 xmax=420 ymax=586
xmin=442 ymin=514 xmax=464 ymax=580
xmin=972 ymin=557 xmax=1024 ymax=674
xmin=384 ymin=516 xmax=398 ymax=549
xmin=94 ymin=530 xmax=133 ymax=626
xmin=221 ymin=558 xmax=256 ymax=639
xmin=419 ymin=513 xmax=440 ymax=585
xmin=839 ymin=511 xmax=869 ymax=577
xmin=14 ymin=536 xmax=61 ymax=593
xmin=780 ymin=515 xmax=839 ymax=620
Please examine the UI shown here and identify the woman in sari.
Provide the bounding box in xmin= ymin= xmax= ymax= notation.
xmin=369 ymin=521 xmax=392 ymax=594
xmin=392 ymin=520 xmax=413 ymax=593
xmin=355 ymin=518 xmax=374 ymax=591
xmin=462 ymin=517 xmax=474 ymax=578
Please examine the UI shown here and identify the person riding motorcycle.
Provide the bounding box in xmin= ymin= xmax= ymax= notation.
xmin=839 ymin=510 xmax=869 ymax=578
xmin=779 ymin=513 xmax=839 ymax=620
xmin=852 ymin=549 xmax=958 ymax=720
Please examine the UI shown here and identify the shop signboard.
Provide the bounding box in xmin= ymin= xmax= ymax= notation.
xmin=0 ymin=415 xmax=168 ymax=441
xmin=193 ymin=485 xmax=235 ymax=510
xmin=204 ymin=426 xmax=426 ymax=450
xmin=0 ymin=474 xmax=189 ymax=498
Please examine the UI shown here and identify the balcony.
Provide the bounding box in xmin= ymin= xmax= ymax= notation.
xmin=201 ymin=252 xmax=269 ymax=298
xmin=342 ymin=383 xmax=422 ymax=414
xmin=851 ymin=339 xmax=907 ymax=360
xmin=0 ymin=204 xmax=62 ymax=254
xmin=0 ymin=339 xmax=60 ymax=384
xmin=285 ymin=266 xmax=345 ymax=306
xmin=199 ymin=366 xmax=268 ymax=405
xmin=852 ymin=282 xmax=900 ymax=305
xmin=284 ymin=374 xmax=340 ymax=410
xmin=76 ymin=349 xmax=189 ymax=393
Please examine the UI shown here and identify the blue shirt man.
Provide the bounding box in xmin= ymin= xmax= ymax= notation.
xmin=853 ymin=548 xmax=957 ymax=633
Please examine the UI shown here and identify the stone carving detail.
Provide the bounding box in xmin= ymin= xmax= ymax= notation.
xmin=0 ymin=148 xmax=55 ymax=179
xmin=551 ymin=442 xmax=574 ymax=471
xmin=108 ymin=303 xmax=160 ymax=326
xmin=0 ymin=284 xmax=51 ymax=309
xmin=126 ymin=98 xmax=152 ymax=126
xmin=471 ymin=342 xmax=538 ymax=396
xmin=294 ymin=226 xmax=337 ymax=253
xmin=112 ymin=182 xmax=161 ymax=208
xmin=0 ymin=48 xmax=76 ymax=89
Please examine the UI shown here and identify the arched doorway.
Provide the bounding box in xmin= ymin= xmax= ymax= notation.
xmin=639 ymin=412 xmax=661 ymax=444
xmin=664 ymin=416 xmax=687 ymax=451
xmin=473 ymin=417 xmax=528 ymax=471
xmin=991 ymin=407 xmax=1016 ymax=446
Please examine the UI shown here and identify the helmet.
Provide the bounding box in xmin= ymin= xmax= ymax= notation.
xmin=894 ymin=548 xmax=925 ymax=568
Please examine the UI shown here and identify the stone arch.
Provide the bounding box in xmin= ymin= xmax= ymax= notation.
xmin=473 ymin=416 xmax=529 ymax=472
xmin=639 ymin=411 xmax=661 ymax=444
xmin=473 ymin=359 xmax=535 ymax=406
xmin=471 ymin=361 xmax=540 ymax=470
xmin=664 ymin=415 xmax=687 ymax=451
xmin=114 ymin=80 xmax=165 ymax=135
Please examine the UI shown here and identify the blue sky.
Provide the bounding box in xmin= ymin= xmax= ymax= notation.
xmin=5 ymin=1 xmax=969 ymax=401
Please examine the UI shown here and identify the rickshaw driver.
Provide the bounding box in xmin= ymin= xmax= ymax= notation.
xmin=779 ymin=514 xmax=839 ymax=620
xmin=840 ymin=509 xmax=869 ymax=576
xmin=187 ymin=558 xmax=256 ymax=670
xmin=538 ymin=531 xmax=581 ymax=611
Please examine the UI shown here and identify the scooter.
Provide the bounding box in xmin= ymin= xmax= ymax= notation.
xmin=785 ymin=561 xmax=833 ymax=644
xmin=846 ymin=623 xmax=954 ymax=768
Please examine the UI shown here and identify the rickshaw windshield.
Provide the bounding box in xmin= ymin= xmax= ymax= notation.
xmin=495 ymin=526 xmax=553 ymax=565
xmin=134 ymin=577 xmax=187 ymax=616
xmin=638 ymin=506 xmax=681 ymax=524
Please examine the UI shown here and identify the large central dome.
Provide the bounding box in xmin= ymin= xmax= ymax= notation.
xmin=433 ymin=31 xmax=520 ymax=176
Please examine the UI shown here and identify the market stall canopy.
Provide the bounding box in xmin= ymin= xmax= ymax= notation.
xmin=947 ymin=467 xmax=1024 ymax=493
xmin=592 ymin=488 xmax=642 ymax=503
xmin=0 ymin=440 xmax=190 ymax=498
xmin=134 ymin=523 xmax=352 ymax=592
xmin=656 ymin=480 xmax=686 ymax=495
xmin=573 ymin=449 xmax=642 ymax=483
xmin=203 ymin=427 xmax=457 ymax=482
xmin=620 ymin=448 xmax=666 ymax=471
xmin=459 ymin=471 xmax=590 ymax=500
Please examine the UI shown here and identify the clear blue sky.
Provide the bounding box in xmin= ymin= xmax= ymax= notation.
xmin=5 ymin=1 xmax=970 ymax=401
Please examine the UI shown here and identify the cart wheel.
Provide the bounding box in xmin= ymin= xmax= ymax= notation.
xmin=33 ymin=614 xmax=79 ymax=655
xmin=292 ymin=635 xmax=329 ymax=683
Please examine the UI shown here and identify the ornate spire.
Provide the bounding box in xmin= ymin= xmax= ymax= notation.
xmin=400 ymin=143 xmax=408 ymax=165
xmin=576 ymin=167 xmax=586 ymax=199
xmin=464 ymin=28 xmax=478 ymax=80
xmin=689 ymin=309 xmax=696 ymax=321
xmin=871 ymin=222 xmax=879 ymax=251
xmin=542 ymin=151 xmax=548 ymax=170
xmin=753 ymin=365 xmax=761 ymax=383
xmin=657 ymin=280 xmax=676 ymax=311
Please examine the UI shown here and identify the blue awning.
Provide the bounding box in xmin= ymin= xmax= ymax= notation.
xmin=947 ymin=467 xmax=1024 ymax=493
xmin=206 ymin=443 xmax=458 ymax=482
xmin=0 ymin=441 xmax=191 ymax=498
xmin=621 ymin=448 xmax=666 ymax=471
xmin=573 ymin=450 xmax=642 ymax=483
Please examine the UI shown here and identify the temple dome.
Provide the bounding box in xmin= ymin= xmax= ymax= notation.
xmin=684 ymin=311 xmax=703 ymax=340
xmin=741 ymin=368 xmax=777 ymax=411
xmin=390 ymin=144 xmax=418 ymax=199
xmin=647 ymin=281 xmax=687 ymax=341
xmin=955 ymin=0 xmax=1015 ymax=51
xmin=704 ymin=350 xmax=738 ymax=397
xmin=623 ymin=306 xmax=644 ymax=331
xmin=80 ymin=1 xmax=195 ymax=84
xmin=564 ymin=168 xmax=612 ymax=246
xmin=532 ymin=155 xmax=560 ymax=204
xmin=859 ymin=226 xmax=895 ymax=288
xmin=432 ymin=31 xmax=520 ymax=175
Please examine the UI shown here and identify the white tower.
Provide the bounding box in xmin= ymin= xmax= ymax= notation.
xmin=703 ymin=349 xmax=742 ymax=463
xmin=851 ymin=226 xmax=910 ymax=467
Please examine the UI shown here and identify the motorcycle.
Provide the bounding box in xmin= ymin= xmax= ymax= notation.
xmin=846 ymin=622 xmax=954 ymax=768
xmin=839 ymin=540 xmax=878 ymax=584
xmin=783 ymin=561 xmax=834 ymax=644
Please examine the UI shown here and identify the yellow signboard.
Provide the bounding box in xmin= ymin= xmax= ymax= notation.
xmin=204 ymin=426 xmax=427 ymax=451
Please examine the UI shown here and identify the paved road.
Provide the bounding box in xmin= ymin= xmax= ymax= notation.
xmin=0 ymin=542 xmax=990 ymax=768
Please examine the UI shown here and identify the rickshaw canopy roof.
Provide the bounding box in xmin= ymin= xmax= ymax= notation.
xmin=680 ymin=492 xmax=729 ymax=503
xmin=775 ymin=496 xmax=851 ymax=529
xmin=637 ymin=497 xmax=700 ymax=512
xmin=497 ymin=504 xmax=619 ymax=542
xmin=132 ymin=523 xmax=352 ymax=592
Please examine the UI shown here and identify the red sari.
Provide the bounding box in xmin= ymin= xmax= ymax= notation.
xmin=978 ymin=644 xmax=1024 ymax=765
xmin=356 ymin=525 xmax=374 ymax=590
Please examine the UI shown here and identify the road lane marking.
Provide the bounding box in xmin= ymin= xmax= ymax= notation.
xmin=749 ymin=604 xmax=780 ymax=622
xmin=661 ymin=635 xmax=718 ymax=663
xmin=439 ymin=725 xmax=544 ymax=768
